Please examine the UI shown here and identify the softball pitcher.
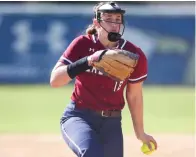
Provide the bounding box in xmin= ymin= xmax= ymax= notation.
xmin=50 ymin=1 xmax=157 ymax=157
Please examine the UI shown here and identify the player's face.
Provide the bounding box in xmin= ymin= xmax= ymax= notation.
xmin=100 ymin=13 xmax=122 ymax=33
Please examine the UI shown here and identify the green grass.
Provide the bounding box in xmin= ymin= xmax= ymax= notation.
xmin=0 ymin=85 xmax=194 ymax=134
xmin=122 ymin=86 xmax=195 ymax=134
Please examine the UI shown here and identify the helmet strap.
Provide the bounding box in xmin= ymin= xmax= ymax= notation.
xmin=98 ymin=21 xmax=125 ymax=42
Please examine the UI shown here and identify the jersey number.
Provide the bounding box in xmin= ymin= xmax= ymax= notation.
xmin=113 ymin=81 xmax=124 ymax=92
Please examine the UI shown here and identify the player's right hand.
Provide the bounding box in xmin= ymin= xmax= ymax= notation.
xmin=87 ymin=50 xmax=107 ymax=66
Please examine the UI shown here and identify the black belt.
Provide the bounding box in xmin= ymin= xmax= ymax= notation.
xmin=95 ymin=110 xmax=121 ymax=117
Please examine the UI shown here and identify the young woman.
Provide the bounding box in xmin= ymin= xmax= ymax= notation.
xmin=50 ymin=2 xmax=157 ymax=157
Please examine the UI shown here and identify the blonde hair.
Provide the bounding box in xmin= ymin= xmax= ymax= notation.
xmin=85 ymin=2 xmax=107 ymax=35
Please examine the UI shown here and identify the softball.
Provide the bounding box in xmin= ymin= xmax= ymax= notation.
xmin=141 ymin=142 xmax=156 ymax=155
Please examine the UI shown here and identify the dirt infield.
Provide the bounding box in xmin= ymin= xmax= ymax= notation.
xmin=0 ymin=134 xmax=194 ymax=157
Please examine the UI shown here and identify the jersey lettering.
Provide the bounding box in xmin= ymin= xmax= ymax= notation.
xmin=86 ymin=67 xmax=103 ymax=75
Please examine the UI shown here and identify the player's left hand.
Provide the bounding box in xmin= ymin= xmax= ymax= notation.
xmin=137 ymin=132 xmax=158 ymax=150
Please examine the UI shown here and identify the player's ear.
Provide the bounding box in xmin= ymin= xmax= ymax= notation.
xmin=93 ymin=18 xmax=100 ymax=28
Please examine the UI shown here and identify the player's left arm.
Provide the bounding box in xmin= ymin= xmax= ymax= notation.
xmin=126 ymin=82 xmax=157 ymax=149
xmin=126 ymin=81 xmax=145 ymax=139
xmin=126 ymin=48 xmax=157 ymax=149
xmin=126 ymin=47 xmax=147 ymax=139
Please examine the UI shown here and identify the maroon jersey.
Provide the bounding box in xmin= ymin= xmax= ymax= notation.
xmin=59 ymin=34 xmax=147 ymax=111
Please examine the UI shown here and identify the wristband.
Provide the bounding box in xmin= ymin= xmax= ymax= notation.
xmin=67 ymin=56 xmax=91 ymax=79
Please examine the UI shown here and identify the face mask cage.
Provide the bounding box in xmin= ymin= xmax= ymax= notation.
xmin=98 ymin=19 xmax=125 ymax=38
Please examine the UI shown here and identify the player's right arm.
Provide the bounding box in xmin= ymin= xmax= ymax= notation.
xmin=50 ymin=62 xmax=71 ymax=87
xmin=50 ymin=36 xmax=89 ymax=88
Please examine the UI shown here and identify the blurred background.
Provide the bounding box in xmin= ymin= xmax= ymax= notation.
xmin=0 ymin=1 xmax=194 ymax=85
xmin=0 ymin=1 xmax=195 ymax=157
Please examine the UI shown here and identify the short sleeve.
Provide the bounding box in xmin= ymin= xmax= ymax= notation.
xmin=128 ymin=48 xmax=148 ymax=83
xmin=58 ymin=35 xmax=84 ymax=65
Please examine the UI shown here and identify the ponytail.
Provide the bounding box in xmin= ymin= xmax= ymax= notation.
xmin=86 ymin=24 xmax=97 ymax=35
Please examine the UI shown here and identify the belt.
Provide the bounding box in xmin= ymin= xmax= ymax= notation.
xmin=73 ymin=102 xmax=121 ymax=117
xmin=95 ymin=110 xmax=121 ymax=117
